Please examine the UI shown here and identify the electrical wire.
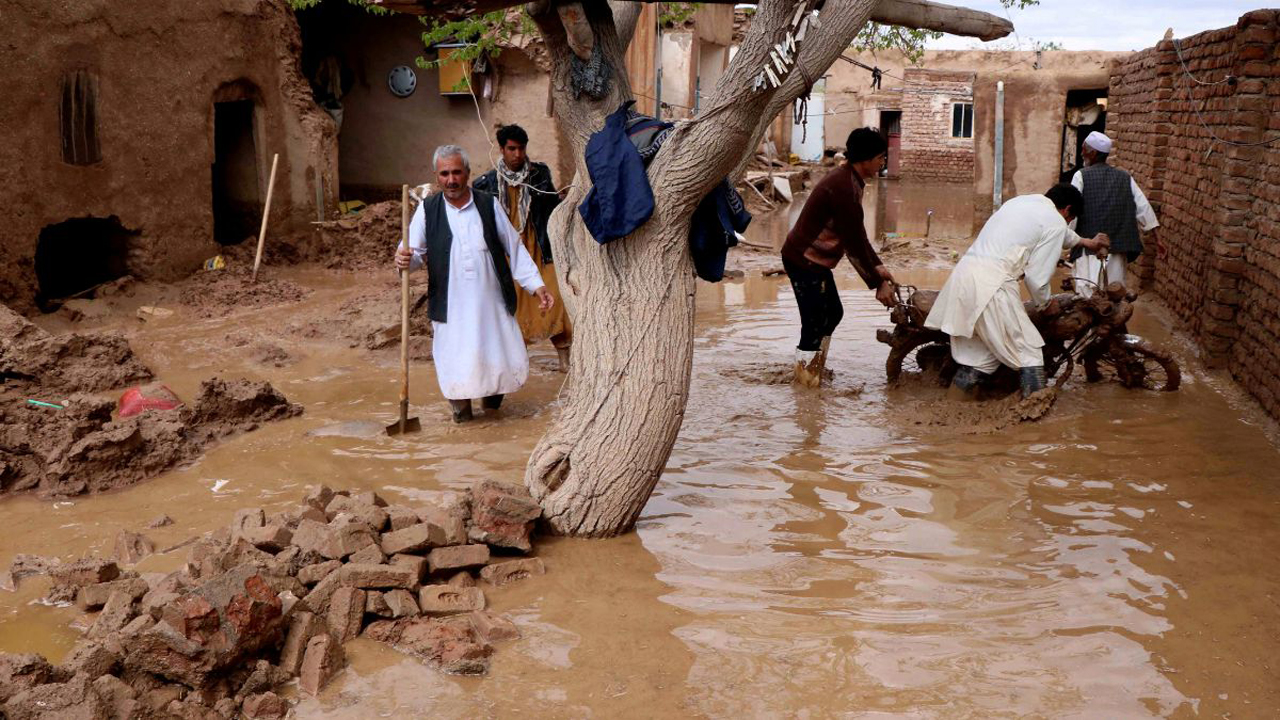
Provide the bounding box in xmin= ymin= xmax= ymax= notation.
xmin=1171 ymin=38 xmax=1235 ymax=86
xmin=1170 ymin=38 xmax=1280 ymax=148
xmin=462 ymin=49 xmax=573 ymax=196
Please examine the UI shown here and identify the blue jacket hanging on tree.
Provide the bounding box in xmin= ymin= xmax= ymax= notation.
xmin=578 ymin=101 xmax=654 ymax=243
xmin=579 ymin=101 xmax=751 ymax=281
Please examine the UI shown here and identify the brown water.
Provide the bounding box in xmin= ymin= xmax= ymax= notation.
xmin=3 ymin=214 xmax=1280 ymax=717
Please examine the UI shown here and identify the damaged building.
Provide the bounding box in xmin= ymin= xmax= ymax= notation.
xmin=2 ymin=0 xmax=340 ymax=313
xmin=2 ymin=0 xmax=575 ymax=315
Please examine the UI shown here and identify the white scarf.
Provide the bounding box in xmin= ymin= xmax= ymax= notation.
xmin=496 ymin=161 xmax=532 ymax=234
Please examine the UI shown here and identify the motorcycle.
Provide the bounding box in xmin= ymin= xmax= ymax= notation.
xmin=876 ymin=277 xmax=1181 ymax=393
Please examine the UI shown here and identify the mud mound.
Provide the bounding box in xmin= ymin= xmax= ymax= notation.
xmin=896 ymin=388 xmax=1058 ymax=434
xmin=249 ymin=342 xmax=297 ymax=367
xmin=183 ymin=378 xmax=303 ymax=443
xmin=0 ymin=305 xmax=151 ymax=394
xmin=0 ymin=378 xmax=301 ymax=499
xmin=176 ymin=265 xmax=310 ymax=319
xmin=312 ymin=201 xmax=403 ymax=271
xmin=292 ymin=286 xmax=431 ymax=350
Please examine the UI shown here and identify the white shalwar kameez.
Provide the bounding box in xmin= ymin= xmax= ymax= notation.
xmin=924 ymin=194 xmax=1081 ymax=375
xmin=407 ymin=194 xmax=545 ymax=400
xmin=1069 ymin=169 xmax=1159 ymax=295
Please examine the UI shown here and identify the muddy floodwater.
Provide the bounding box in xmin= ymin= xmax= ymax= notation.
xmin=3 ymin=189 xmax=1280 ymax=717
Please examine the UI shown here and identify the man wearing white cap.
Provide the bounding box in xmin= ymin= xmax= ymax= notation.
xmin=1069 ymin=131 xmax=1159 ymax=295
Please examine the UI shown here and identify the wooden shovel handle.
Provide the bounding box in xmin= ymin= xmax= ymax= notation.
xmin=400 ymin=185 xmax=411 ymax=421
xmin=251 ymin=153 xmax=280 ymax=283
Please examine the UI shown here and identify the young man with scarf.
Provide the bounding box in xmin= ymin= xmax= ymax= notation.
xmin=473 ymin=125 xmax=573 ymax=371
xmin=781 ymin=128 xmax=898 ymax=388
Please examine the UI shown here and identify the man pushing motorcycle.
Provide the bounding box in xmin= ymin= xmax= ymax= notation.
xmin=924 ymin=184 xmax=1110 ymax=398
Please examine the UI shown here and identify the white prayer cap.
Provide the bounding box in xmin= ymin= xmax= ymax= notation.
xmin=1084 ymin=131 xmax=1113 ymax=154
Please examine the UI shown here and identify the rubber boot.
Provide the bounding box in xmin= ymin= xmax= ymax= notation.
xmin=1019 ymin=366 xmax=1047 ymax=398
xmin=809 ymin=335 xmax=833 ymax=387
xmin=481 ymin=394 xmax=504 ymax=411
xmin=948 ymin=364 xmax=985 ymax=400
xmin=449 ymin=399 xmax=473 ymax=423
xmin=793 ymin=349 xmax=821 ymax=388
xmin=555 ymin=346 xmax=571 ymax=373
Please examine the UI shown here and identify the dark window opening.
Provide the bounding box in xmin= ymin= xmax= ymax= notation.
xmin=35 ymin=217 xmax=136 ymax=308
xmin=60 ymin=70 xmax=101 ymax=165
xmin=212 ymin=100 xmax=261 ymax=245
xmin=951 ymin=102 xmax=974 ymax=139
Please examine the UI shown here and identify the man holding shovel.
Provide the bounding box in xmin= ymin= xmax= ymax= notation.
xmin=394 ymin=145 xmax=553 ymax=423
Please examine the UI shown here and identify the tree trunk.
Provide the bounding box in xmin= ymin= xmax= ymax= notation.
xmin=522 ymin=0 xmax=1011 ymax=537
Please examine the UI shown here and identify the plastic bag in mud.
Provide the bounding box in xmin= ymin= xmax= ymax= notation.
xmin=117 ymin=382 xmax=182 ymax=418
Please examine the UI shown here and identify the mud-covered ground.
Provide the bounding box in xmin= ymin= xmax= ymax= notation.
xmin=2 ymin=190 xmax=1279 ymax=717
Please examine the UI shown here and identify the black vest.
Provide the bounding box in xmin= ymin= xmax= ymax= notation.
xmin=422 ymin=190 xmax=517 ymax=323
xmin=1074 ymin=163 xmax=1142 ymax=260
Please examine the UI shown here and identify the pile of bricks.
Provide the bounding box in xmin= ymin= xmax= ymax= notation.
xmin=0 ymin=481 xmax=545 ymax=719
xmin=899 ymin=69 xmax=977 ymax=182
xmin=1109 ymin=10 xmax=1280 ymax=417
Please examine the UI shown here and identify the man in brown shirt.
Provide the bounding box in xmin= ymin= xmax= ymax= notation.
xmin=781 ymin=128 xmax=896 ymax=387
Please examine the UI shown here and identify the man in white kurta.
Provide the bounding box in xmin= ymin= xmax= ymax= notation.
xmin=395 ymin=146 xmax=553 ymax=422
xmin=924 ymin=185 xmax=1109 ymax=397
xmin=1069 ymin=131 xmax=1159 ymax=295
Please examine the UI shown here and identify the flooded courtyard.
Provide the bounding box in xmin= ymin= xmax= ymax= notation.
xmin=1 ymin=182 xmax=1278 ymax=718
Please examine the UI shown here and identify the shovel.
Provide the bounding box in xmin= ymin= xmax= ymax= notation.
xmin=387 ymin=184 xmax=422 ymax=436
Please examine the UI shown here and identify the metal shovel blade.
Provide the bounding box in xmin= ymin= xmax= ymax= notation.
xmin=386 ymin=416 xmax=422 ymax=436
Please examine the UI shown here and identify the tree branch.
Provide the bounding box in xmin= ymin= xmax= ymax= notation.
xmin=378 ymin=0 xmax=1013 ymax=44
xmin=646 ymin=0 xmax=883 ymax=217
xmin=871 ymin=0 xmax=1012 ymax=42
xmin=609 ymin=1 xmax=644 ymax=47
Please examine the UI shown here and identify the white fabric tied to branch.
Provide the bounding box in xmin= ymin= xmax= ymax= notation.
xmin=753 ymin=1 xmax=822 ymax=91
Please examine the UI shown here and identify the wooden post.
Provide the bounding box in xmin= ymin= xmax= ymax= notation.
xmin=251 ymin=153 xmax=280 ymax=283
xmin=398 ymin=184 xmax=411 ymax=434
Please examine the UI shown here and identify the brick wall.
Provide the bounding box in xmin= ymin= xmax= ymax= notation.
xmin=899 ymin=69 xmax=976 ymax=182
xmin=1108 ymin=10 xmax=1280 ymax=418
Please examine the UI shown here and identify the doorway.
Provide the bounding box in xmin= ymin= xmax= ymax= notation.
xmin=1060 ymin=89 xmax=1108 ymax=182
xmin=879 ymin=110 xmax=902 ymax=178
xmin=212 ymin=100 xmax=261 ymax=245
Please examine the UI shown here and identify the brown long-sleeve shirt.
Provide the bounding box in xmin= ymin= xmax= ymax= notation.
xmin=781 ymin=165 xmax=883 ymax=289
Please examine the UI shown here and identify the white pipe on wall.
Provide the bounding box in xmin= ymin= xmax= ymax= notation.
xmin=993 ymin=80 xmax=1005 ymax=211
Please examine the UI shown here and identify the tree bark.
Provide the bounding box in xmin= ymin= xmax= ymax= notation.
xmin=521 ymin=0 xmax=895 ymax=537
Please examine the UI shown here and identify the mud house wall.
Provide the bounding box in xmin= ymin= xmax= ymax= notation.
xmin=303 ymin=5 xmax=566 ymax=201
xmin=0 ymin=0 xmax=338 ymax=312
xmin=899 ymin=69 xmax=975 ymax=181
xmin=825 ymin=50 xmax=1119 ymax=221
xmin=1108 ymin=10 xmax=1280 ymax=418
xmin=971 ymin=52 xmax=1117 ymax=224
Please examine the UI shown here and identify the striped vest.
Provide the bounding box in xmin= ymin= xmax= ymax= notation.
xmin=1076 ymin=163 xmax=1142 ymax=260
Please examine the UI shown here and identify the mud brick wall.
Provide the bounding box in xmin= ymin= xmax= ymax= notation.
xmin=1108 ymin=10 xmax=1280 ymax=417
xmin=900 ymin=69 xmax=976 ymax=182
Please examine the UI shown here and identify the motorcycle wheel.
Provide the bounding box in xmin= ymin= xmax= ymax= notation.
xmin=1084 ymin=335 xmax=1181 ymax=391
xmin=887 ymin=339 xmax=954 ymax=386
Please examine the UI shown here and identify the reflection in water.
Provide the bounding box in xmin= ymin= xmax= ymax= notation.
xmin=1 ymin=216 xmax=1278 ymax=716
xmin=865 ymin=178 xmax=975 ymax=241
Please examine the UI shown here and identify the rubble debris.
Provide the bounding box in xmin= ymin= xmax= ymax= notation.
xmin=467 ymin=480 xmax=542 ymax=552
xmin=147 ymin=515 xmax=175 ymax=529
xmin=113 ymin=531 xmax=155 ymax=565
xmin=480 ymin=558 xmax=546 ymax=587
xmin=0 ymin=481 xmax=546 ymax=713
